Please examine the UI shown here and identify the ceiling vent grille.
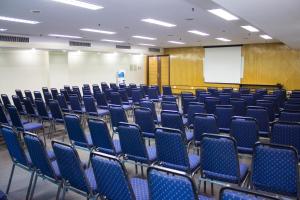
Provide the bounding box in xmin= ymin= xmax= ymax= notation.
xmin=148 ymin=48 xmax=160 ymax=53
xmin=0 ymin=35 xmax=29 ymax=43
xmin=116 ymin=45 xmax=131 ymax=49
xmin=69 ymin=41 xmax=91 ymax=47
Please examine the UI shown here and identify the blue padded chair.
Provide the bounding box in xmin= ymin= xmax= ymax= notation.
xmin=69 ymin=95 xmax=85 ymax=115
xmin=162 ymin=95 xmax=177 ymax=103
xmin=64 ymin=114 xmax=93 ymax=149
xmin=1 ymin=126 xmax=34 ymax=200
xmin=43 ymin=92 xmax=53 ymax=107
xmin=215 ymin=105 xmax=234 ymax=133
xmin=205 ymin=97 xmax=220 ymax=114
xmin=256 ymin=100 xmax=275 ymax=122
xmin=24 ymin=90 xmax=34 ymax=105
xmin=247 ymin=106 xmax=270 ymax=137
xmin=94 ymin=92 xmax=109 ymax=109
xmin=230 ymin=116 xmax=259 ymax=154
xmin=23 ymin=132 xmax=62 ymax=200
xmin=140 ymin=84 xmax=149 ymax=97
xmin=251 ymin=143 xmax=299 ymax=198
xmin=148 ymin=87 xmax=160 ymax=103
xmin=51 ymin=141 xmax=97 ymax=200
xmin=132 ymin=89 xmax=145 ymax=106
xmin=119 ymin=89 xmax=132 ymax=105
xmin=263 ymin=95 xmax=280 ymax=114
xmin=101 ymin=82 xmax=109 ymax=92
xmin=284 ymin=103 xmax=300 ymax=111
xmin=241 ymin=94 xmax=256 ymax=106
xmin=148 ymin=165 xmax=211 ymax=200
xmin=33 ymin=91 xmax=43 ymax=101
xmin=162 ymin=85 xmax=173 ymax=96
xmin=57 ymin=94 xmax=70 ymax=112
xmin=109 ymin=105 xmax=128 ymax=131
xmin=286 ymin=98 xmax=300 ymax=105
xmin=92 ymin=84 xmax=101 ymax=94
xmin=0 ymin=104 xmax=10 ymax=125
xmin=72 ymin=86 xmax=82 ymax=101
xmin=48 ymin=100 xmax=65 ymax=130
xmin=182 ymin=96 xmax=197 ymax=116
xmin=155 ymin=127 xmax=200 ymax=175
xmin=119 ymin=83 xmax=126 ymax=89
xmin=231 ymin=91 xmax=241 ymax=99
xmin=42 ymin=87 xmax=49 ymax=95
xmin=1 ymin=94 xmax=12 ymax=109
xmin=239 ymin=88 xmax=250 ymax=94
xmin=117 ymin=123 xmax=157 ymax=170
xmin=271 ymin=121 xmax=300 ymax=158
xmin=83 ymin=95 xmax=109 ymax=118
xmin=161 ymin=110 xmax=193 ymax=142
xmin=12 ymin=95 xmax=26 ymax=115
xmin=91 ymin=151 xmax=149 ymax=200
xmin=279 ymin=110 xmax=300 ymax=122
xmin=220 ymin=186 xmax=279 ymax=200
xmin=110 ymin=92 xmax=132 ymax=110
xmin=219 ymin=93 xmax=231 ymax=105
xmin=129 ymin=83 xmax=137 ymax=89
xmin=193 ymin=113 xmax=219 ymax=146
xmin=187 ymin=102 xmax=206 ymax=128
xmin=230 ymin=98 xmax=247 ymax=116
xmin=161 ymin=101 xmax=179 ymax=112
xmin=15 ymin=89 xmax=24 ymax=101
xmin=23 ymin=97 xmax=38 ymax=119
xmin=59 ymin=89 xmax=70 ymax=103
xmin=51 ymin=88 xmax=59 ymax=100
xmin=222 ymin=88 xmax=233 ymax=93
xmin=88 ymin=118 xmax=121 ymax=155
xmin=140 ymin=100 xmax=160 ymax=124
xmin=195 ymin=89 xmax=207 ymax=97
xmin=207 ymin=88 xmax=218 ymax=97
xmin=134 ymin=107 xmax=156 ymax=139
xmin=7 ymin=105 xmax=45 ymax=141
xmin=151 ymin=85 xmax=161 ymax=98
xmin=35 ymin=99 xmax=53 ymax=125
xmin=197 ymin=92 xmax=211 ymax=103
xmin=200 ymin=134 xmax=249 ymax=186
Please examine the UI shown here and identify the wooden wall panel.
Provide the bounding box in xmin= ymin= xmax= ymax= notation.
xmin=148 ymin=56 xmax=158 ymax=85
xmin=160 ymin=56 xmax=170 ymax=88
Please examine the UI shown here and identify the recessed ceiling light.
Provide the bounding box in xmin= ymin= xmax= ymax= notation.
xmin=101 ymin=39 xmax=125 ymax=43
xmin=241 ymin=25 xmax=259 ymax=32
xmin=208 ymin=9 xmax=239 ymax=21
xmin=51 ymin=0 xmax=103 ymax=10
xmin=138 ymin=43 xmax=156 ymax=47
xmin=216 ymin=37 xmax=231 ymax=42
xmin=80 ymin=28 xmax=116 ymax=35
xmin=260 ymin=34 xmax=272 ymax=40
xmin=0 ymin=16 xmax=40 ymax=24
xmin=188 ymin=30 xmax=209 ymax=36
xmin=48 ymin=34 xmax=82 ymax=39
xmin=141 ymin=18 xmax=176 ymax=27
xmin=168 ymin=41 xmax=185 ymax=44
xmin=132 ymin=35 xmax=156 ymax=40
xmin=0 ymin=28 xmax=7 ymax=32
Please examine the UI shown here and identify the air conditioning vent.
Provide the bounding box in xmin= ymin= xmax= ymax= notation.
xmin=116 ymin=45 xmax=131 ymax=49
xmin=0 ymin=35 xmax=29 ymax=43
xmin=69 ymin=41 xmax=91 ymax=47
xmin=148 ymin=48 xmax=160 ymax=53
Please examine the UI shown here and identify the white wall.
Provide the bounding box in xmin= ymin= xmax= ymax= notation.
xmin=0 ymin=48 xmax=146 ymax=99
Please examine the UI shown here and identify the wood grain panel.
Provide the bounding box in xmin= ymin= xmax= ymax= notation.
xmin=160 ymin=56 xmax=170 ymax=88
xmin=148 ymin=56 xmax=158 ymax=85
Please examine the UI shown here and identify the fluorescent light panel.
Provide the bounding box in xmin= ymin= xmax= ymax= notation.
xmin=51 ymin=0 xmax=103 ymax=10
xmin=208 ymin=9 xmax=238 ymax=21
xmin=138 ymin=43 xmax=156 ymax=47
xmin=141 ymin=18 xmax=176 ymax=27
xmin=0 ymin=28 xmax=7 ymax=31
xmin=168 ymin=41 xmax=185 ymax=44
xmin=101 ymin=39 xmax=124 ymax=43
xmin=188 ymin=30 xmax=209 ymax=36
xmin=216 ymin=37 xmax=231 ymax=42
xmin=241 ymin=25 xmax=259 ymax=32
xmin=132 ymin=35 xmax=156 ymax=40
xmin=0 ymin=16 xmax=39 ymax=24
xmin=260 ymin=34 xmax=272 ymax=40
xmin=80 ymin=28 xmax=116 ymax=35
xmin=48 ymin=34 xmax=82 ymax=38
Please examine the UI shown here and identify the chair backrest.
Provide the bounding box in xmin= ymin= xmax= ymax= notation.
xmin=195 ymin=89 xmax=206 ymax=97
xmin=148 ymin=166 xmax=198 ymax=200
xmin=34 ymin=99 xmax=49 ymax=120
xmin=241 ymin=94 xmax=255 ymax=106
xmin=271 ymin=121 xmax=300 ymax=155
xmin=204 ymin=97 xmax=220 ymax=114
xmin=83 ymin=96 xmax=98 ymax=116
xmin=284 ymin=103 xmax=300 ymax=111
xmin=69 ymin=95 xmax=82 ymax=113
xmin=140 ymin=100 xmax=158 ymax=121
xmin=24 ymin=132 xmax=58 ymax=179
xmin=161 ymin=110 xmax=185 ymax=133
xmin=230 ymin=116 xmax=259 ymax=153
xmin=60 ymin=89 xmax=69 ymax=102
xmin=279 ymin=110 xmax=300 ymax=122
xmin=219 ymin=94 xmax=231 ymax=105
xmin=251 ymin=143 xmax=299 ymax=198
xmin=15 ymin=89 xmax=24 ymax=101
xmin=109 ymin=105 xmax=128 ymax=129
xmin=7 ymin=105 xmax=23 ymax=130
xmin=222 ymin=88 xmax=233 ymax=93
xmin=12 ymin=95 xmax=25 ymax=114
xmin=246 ymin=106 xmax=270 ymax=132
xmin=239 ymin=88 xmax=250 ymax=94
xmin=286 ymin=98 xmax=300 ymax=105
xmin=43 ymin=92 xmax=53 ymax=107
xmin=48 ymin=100 xmax=64 ymax=120
xmin=92 ymin=84 xmax=101 ymax=94
xmin=134 ymin=107 xmax=156 ymax=134
xmin=101 ymin=82 xmax=109 ymax=92
xmin=201 ymin=134 xmax=241 ymax=183
xmin=110 ymin=92 xmax=123 ymax=105
xmin=117 ymin=123 xmax=149 ymax=163
xmin=131 ymin=89 xmax=142 ymax=104
xmin=51 ymin=88 xmax=59 ymax=100
xmin=64 ymin=114 xmax=89 ymax=148
xmin=148 ymin=87 xmax=159 ymax=100
xmin=57 ymin=94 xmax=69 ymax=112
xmin=90 ymin=152 xmax=135 ymax=200
xmin=1 ymin=94 xmax=11 ymax=109
xmin=207 ymin=87 xmax=218 ymax=96
xmin=215 ymin=105 xmax=234 ymax=131
xmin=162 ymin=85 xmax=172 ymax=96
xmin=256 ymin=100 xmax=275 ymax=121
xmin=24 ymin=90 xmax=34 ymax=104
xmin=118 ymin=89 xmax=129 ymax=102
xmin=23 ymin=97 xmax=36 ymax=116
xmin=162 ymin=95 xmax=176 ymax=103
xmin=140 ymin=84 xmax=149 ymax=96
xmin=230 ymin=98 xmax=247 ymax=116
xmin=197 ymin=92 xmax=211 ymax=103
xmin=161 ymin=101 xmax=179 ymax=112
xmin=155 ymin=128 xmax=190 ymax=172
xmin=42 ymin=87 xmax=49 ymax=95
xmin=187 ymin=102 xmax=206 ymax=127
xmin=52 ymin=141 xmax=93 ymax=194
xmin=94 ymin=92 xmax=108 ymax=109
xmin=34 ymin=91 xmax=43 ymax=100
xmin=231 ymin=91 xmax=241 ymax=99
xmin=0 ymin=104 xmax=9 ymax=125
xmin=88 ymin=118 xmax=116 ymax=155
xmin=72 ymin=86 xmax=82 ymax=101
xmin=220 ymin=187 xmax=279 ymax=200
xmin=182 ymin=97 xmax=197 ymax=115
xmin=1 ymin=126 xmax=30 ymax=166
xmin=193 ymin=113 xmax=219 ymax=142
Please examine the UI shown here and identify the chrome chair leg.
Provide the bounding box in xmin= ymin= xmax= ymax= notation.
xmin=26 ymin=171 xmax=35 ymax=200
xmin=6 ymin=164 xmax=16 ymax=194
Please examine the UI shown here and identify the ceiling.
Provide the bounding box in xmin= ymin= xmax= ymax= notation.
xmin=0 ymin=0 xmax=296 ymax=48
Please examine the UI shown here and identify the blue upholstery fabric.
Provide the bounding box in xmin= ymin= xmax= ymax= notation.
xmin=48 ymin=100 xmax=64 ymax=122
xmin=57 ymin=94 xmax=69 ymax=112
xmin=23 ymin=98 xmax=38 ymax=117
xmin=69 ymin=95 xmax=85 ymax=114
xmin=279 ymin=111 xmax=300 ymax=122
xmin=231 ymin=117 xmax=259 ymax=154
xmin=7 ymin=106 xmax=23 ymax=128
xmin=130 ymin=178 xmax=149 ymax=200
xmin=94 ymin=92 xmax=109 ymax=109
xmin=241 ymin=94 xmax=255 ymax=106
xmin=1 ymin=94 xmax=11 ymax=109
xmin=0 ymin=105 xmax=9 ymax=125
xmin=247 ymin=107 xmax=270 ymax=137
xmin=134 ymin=108 xmax=156 ymax=138
xmin=215 ymin=106 xmax=234 ymax=133
xmin=182 ymin=97 xmax=197 ymax=115
xmin=52 ymin=142 xmax=96 ymax=194
xmin=23 ymin=122 xmax=43 ymax=132
xmin=140 ymin=100 xmax=158 ymax=122
xmin=187 ymin=103 xmax=206 ymax=127
xmin=148 ymin=87 xmax=160 ymax=102
xmin=283 ymin=103 xmax=300 ymax=111
xmin=109 ymin=105 xmax=128 ymax=129
xmin=35 ymin=99 xmax=52 ymax=120
xmin=197 ymin=93 xmax=211 ymax=103
xmin=193 ymin=114 xmax=219 ymax=143
xmin=271 ymin=122 xmax=300 ymax=156
xmin=34 ymin=91 xmax=43 ymax=100
xmin=201 ymin=135 xmax=247 ymax=184
xmin=256 ymin=100 xmax=275 ymax=121
xmin=220 ymin=188 xmax=274 ymax=200
xmin=50 ymin=88 xmax=59 ymax=100
xmin=132 ymin=89 xmax=144 ymax=105
xmin=219 ymin=94 xmax=231 ymax=105
xmin=230 ymin=98 xmax=247 ymax=116
xmin=252 ymin=144 xmax=299 ymax=197
xmin=162 ymin=86 xmax=172 ymax=96
xmin=205 ymin=97 xmax=220 ymax=114
xmin=12 ymin=95 xmax=26 ymax=115
xmin=161 ymin=102 xmax=179 ymax=112
xmin=110 ymin=92 xmax=123 ymax=105
xmin=162 ymin=95 xmax=177 ymax=103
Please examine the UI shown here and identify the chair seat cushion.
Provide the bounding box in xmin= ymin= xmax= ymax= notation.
xmin=73 ymin=134 xmax=93 ymax=148
xmin=198 ymin=194 xmax=214 ymax=200
xmin=113 ymin=139 xmax=122 ymax=154
xmin=23 ymin=122 xmax=43 ymax=131
xmin=188 ymin=154 xmax=201 ymax=171
xmin=142 ymin=132 xmax=155 ymax=138
xmin=51 ymin=160 xmax=61 ymax=178
xmin=259 ymin=131 xmax=269 ymax=137
xmin=146 ymin=146 xmax=157 ymax=162
xmin=237 ymin=146 xmax=253 ymax=154
xmin=130 ymin=178 xmax=149 ymax=200
xmin=85 ymin=167 xmax=97 ymax=192
xmin=122 ymin=105 xmax=132 ymax=110
xmin=97 ymin=109 xmax=109 ymax=116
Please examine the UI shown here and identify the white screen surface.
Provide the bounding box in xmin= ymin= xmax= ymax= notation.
xmin=204 ymin=46 xmax=243 ymax=84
